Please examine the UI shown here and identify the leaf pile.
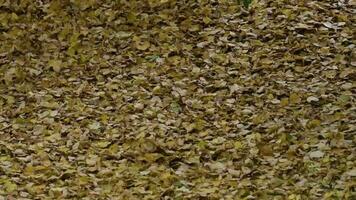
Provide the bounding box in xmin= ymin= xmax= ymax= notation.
xmin=0 ymin=0 xmax=355 ymax=199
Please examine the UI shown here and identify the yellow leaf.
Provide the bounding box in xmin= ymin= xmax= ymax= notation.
xmin=26 ymin=184 xmax=45 ymax=195
xmin=135 ymin=40 xmax=150 ymax=50
xmin=141 ymin=153 xmax=162 ymax=162
xmin=48 ymin=59 xmax=62 ymax=72
xmin=252 ymin=113 xmax=269 ymax=124
xmin=95 ymin=141 xmax=111 ymax=148
xmin=127 ymin=12 xmax=137 ymax=24
xmin=234 ymin=141 xmax=244 ymax=149
xmin=203 ymin=17 xmax=212 ymax=24
xmin=289 ymin=93 xmax=301 ymax=104
xmin=280 ymin=98 xmax=289 ymax=107
xmin=4 ymin=180 xmax=17 ymax=193
xmin=307 ymin=119 xmax=321 ymax=129
xmin=24 ymin=165 xmax=49 ymax=176
xmin=161 ymin=172 xmax=175 ymax=186
xmin=3 ymin=95 xmax=15 ymax=105
xmin=86 ymin=155 xmax=99 ymax=166
xmin=77 ymin=176 xmax=90 ymax=185
xmin=108 ymin=143 xmax=118 ymax=154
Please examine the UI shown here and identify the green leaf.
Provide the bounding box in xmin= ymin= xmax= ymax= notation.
xmin=170 ymin=102 xmax=182 ymax=113
xmin=241 ymin=0 xmax=252 ymax=8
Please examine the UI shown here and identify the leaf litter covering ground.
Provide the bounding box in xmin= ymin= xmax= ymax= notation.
xmin=0 ymin=0 xmax=355 ymax=199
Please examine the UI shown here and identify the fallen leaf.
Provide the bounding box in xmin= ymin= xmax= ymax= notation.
xmin=309 ymin=150 xmax=324 ymax=159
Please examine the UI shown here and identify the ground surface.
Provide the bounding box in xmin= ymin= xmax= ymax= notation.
xmin=0 ymin=0 xmax=355 ymax=199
